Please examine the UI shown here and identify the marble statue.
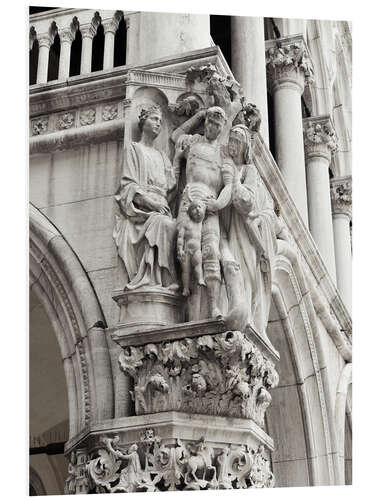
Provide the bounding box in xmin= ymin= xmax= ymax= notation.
xmin=177 ymin=197 xmax=207 ymax=296
xmin=113 ymin=104 xmax=179 ymax=290
xmin=223 ymin=124 xmax=278 ymax=336
xmin=172 ymin=106 xmax=233 ymax=318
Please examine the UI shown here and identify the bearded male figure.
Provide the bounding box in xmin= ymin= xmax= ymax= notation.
xmin=172 ymin=106 xmax=237 ymax=319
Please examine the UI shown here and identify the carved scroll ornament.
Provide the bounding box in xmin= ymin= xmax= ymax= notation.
xmin=85 ymin=432 xmax=274 ymax=493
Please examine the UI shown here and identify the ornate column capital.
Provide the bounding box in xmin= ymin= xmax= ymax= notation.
xmin=103 ymin=11 xmax=122 ymax=34
xmin=59 ymin=27 xmax=75 ymax=45
xmin=37 ymin=32 xmax=54 ymax=49
xmin=330 ymin=175 xmax=352 ymax=218
xmin=80 ymin=23 xmax=97 ymax=40
xmin=265 ymin=35 xmax=314 ymax=95
xmin=303 ymin=115 xmax=338 ymax=162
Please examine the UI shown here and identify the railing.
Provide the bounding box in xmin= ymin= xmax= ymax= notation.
xmin=29 ymin=8 xmax=135 ymax=85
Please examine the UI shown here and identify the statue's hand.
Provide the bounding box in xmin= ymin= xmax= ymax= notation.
xmin=205 ymin=198 xmax=219 ymax=214
xmin=177 ymin=245 xmax=185 ymax=261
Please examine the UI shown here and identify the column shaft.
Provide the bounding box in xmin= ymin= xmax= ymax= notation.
xmin=231 ymin=16 xmax=269 ymax=144
xmin=333 ymin=214 xmax=352 ymax=312
xmin=80 ymin=33 xmax=93 ymax=75
xmin=58 ymin=39 xmax=72 ymax=80
xmin=273 ymin=83 xmax=308 ymax=223
xmin=36 ymin=42 xmax=50 ymax=84
xmin=306 ymin=155 xmax=336 ymax=281
xmin=103 ymin=30 xmax=115 ymax=70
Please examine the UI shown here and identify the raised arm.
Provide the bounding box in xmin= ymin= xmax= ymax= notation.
xmin=171 ymin=108 xmax=206 ymax=144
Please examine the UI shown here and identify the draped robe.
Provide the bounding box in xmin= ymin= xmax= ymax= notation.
xmin=113 ymin=141 xmax=178 ymax=290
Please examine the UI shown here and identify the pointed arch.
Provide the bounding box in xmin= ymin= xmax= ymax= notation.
xmin=29 ymin=204 xmax=114 ymax=439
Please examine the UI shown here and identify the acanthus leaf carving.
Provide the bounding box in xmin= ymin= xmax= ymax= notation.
xmin=118 ymin=330 xmax=279 ymax=426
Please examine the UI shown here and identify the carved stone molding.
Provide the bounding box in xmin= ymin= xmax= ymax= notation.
xmin=265 ymin=35 xmax=314 ymax=94
xmin=303 ymin=115 xmax=338 ymax=161
xmin=118 ymin=329 xmax=279 ymax=428
xmin=83 ymin=432 xmax=274 ymax=493
xmin=330 ymin=176 xmax=352 ymax=218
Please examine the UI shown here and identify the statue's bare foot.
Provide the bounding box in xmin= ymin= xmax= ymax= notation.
xmin=182 ymin=288 xmax=190 ymax=297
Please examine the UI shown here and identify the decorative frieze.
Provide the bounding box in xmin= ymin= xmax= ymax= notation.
xmin=31 ymin=116 xmax=49 ymax=135
xmin=102 ymin=103 xmax=118 ymax=121
xmin=330 ymin=176 xmax=352 ymax=218
xmin=79 ymin=108 xmax=96 ymax=126
xmin=303 ymin=116 xmax=338 ymax=160
xmin=266 ymin=35 xmax=314 ymax=94
xmin=57 ymin=111 xmax=75 ymax=130
xmin=84 ymin=432 xmax=274 ymax=493
xmin=118 ymin=329 xmax=278 ymax=428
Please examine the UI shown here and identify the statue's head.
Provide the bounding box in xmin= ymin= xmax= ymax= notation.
xmin=138 ymin=104 xmax=163 ymax=138
xmin=204 ymin=106 xmax=227 ymax=141
xmin=228 ymin=124 xmax=252 ymax=165
xmin=188 ymin=200 xmax=206 ymax=223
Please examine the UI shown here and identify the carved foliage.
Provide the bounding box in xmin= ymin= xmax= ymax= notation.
xmin=304 ymin=119 xmax=338 ymax=155
xmin=57 ymin=112 xmax=75 ymax=130
xmin=102 ymin=103 xmax=118 ymax=121
xmin=119 ymin=331 xmax=279 ymax=427
xmin=266 ymin=41 xmax=314 ymax=86
xmin=330 ymin=177 xmax=352 ymax=218
xmin=80 ymin=108 xmax=96 ymax=126
xmin=86 ymin=432 xmax=274 ymax=493
xmin=31 ymin=116 xmax=49 ymax=135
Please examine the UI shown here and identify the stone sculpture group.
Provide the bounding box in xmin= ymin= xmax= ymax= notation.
xmin=113 ymin=64 xmax=282 ymax=337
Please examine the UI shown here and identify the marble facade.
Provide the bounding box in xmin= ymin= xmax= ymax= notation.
xmin=29 ymin=7 xmax=352 ymax=495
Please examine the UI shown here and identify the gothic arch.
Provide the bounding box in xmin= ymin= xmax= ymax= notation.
xmin=266 ymin=240 xmax=340 ymax=486
xmin=29 ymin=204 xmax=114 ymax=439
xmin=335 ymin=362 xmax=352 ymax=484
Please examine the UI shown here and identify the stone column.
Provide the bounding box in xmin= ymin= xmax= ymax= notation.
xmin=266 ymin=35 xmax=314 ymax=225
xmin=303 ymin=115 xmax=338 ymax=282
xmin=103 ymin=15 xmax=121 ymax=70
xmin=58 ymin=28 xmax=75 ymax=80
xmin=330 ymin=176 xmax=352 ymax=312
xmin=80 ymin=24 xmax=96 ymax=75
xmin=36 ymin=34 xmax=53 ymax=84
xmin=231 ymin=16 xmax=269 ymax=145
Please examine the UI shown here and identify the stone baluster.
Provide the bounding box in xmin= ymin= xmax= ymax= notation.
xmin=303 ymin=115 xmax=338 ymax=282
xmin=266 ymin=35 xmax=314 ymax=225
xmin=36 ymin=33 xmax=53 ymax=84
xmin=103 ymin=14 xmax=121 ymax=70
xmin=231 ymin=16 xmax=269 ymax=145
xmin=58 ymin=28 xmax=75 ymax=80
xmin=330 ymin=176 xmax=352 ymax=312
xmin=80 ymin=24 xmax=96 ymax=75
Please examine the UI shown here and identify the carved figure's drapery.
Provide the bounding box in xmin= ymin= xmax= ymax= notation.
xmin=114 ymin=142 xmax=178 ymax=289
xmin=226 ymin=162 xmax=277 ymax=335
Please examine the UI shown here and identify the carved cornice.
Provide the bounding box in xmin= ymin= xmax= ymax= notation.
xmin=330 ymin=176 xmax=352 ymax=218
xmin=118 ymin=330 xmax=279 ymax=428
xmin=265 ymin=35 xmax=314 ymax=95
xmin=303 ymin=115 xmax=338 ymax=161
